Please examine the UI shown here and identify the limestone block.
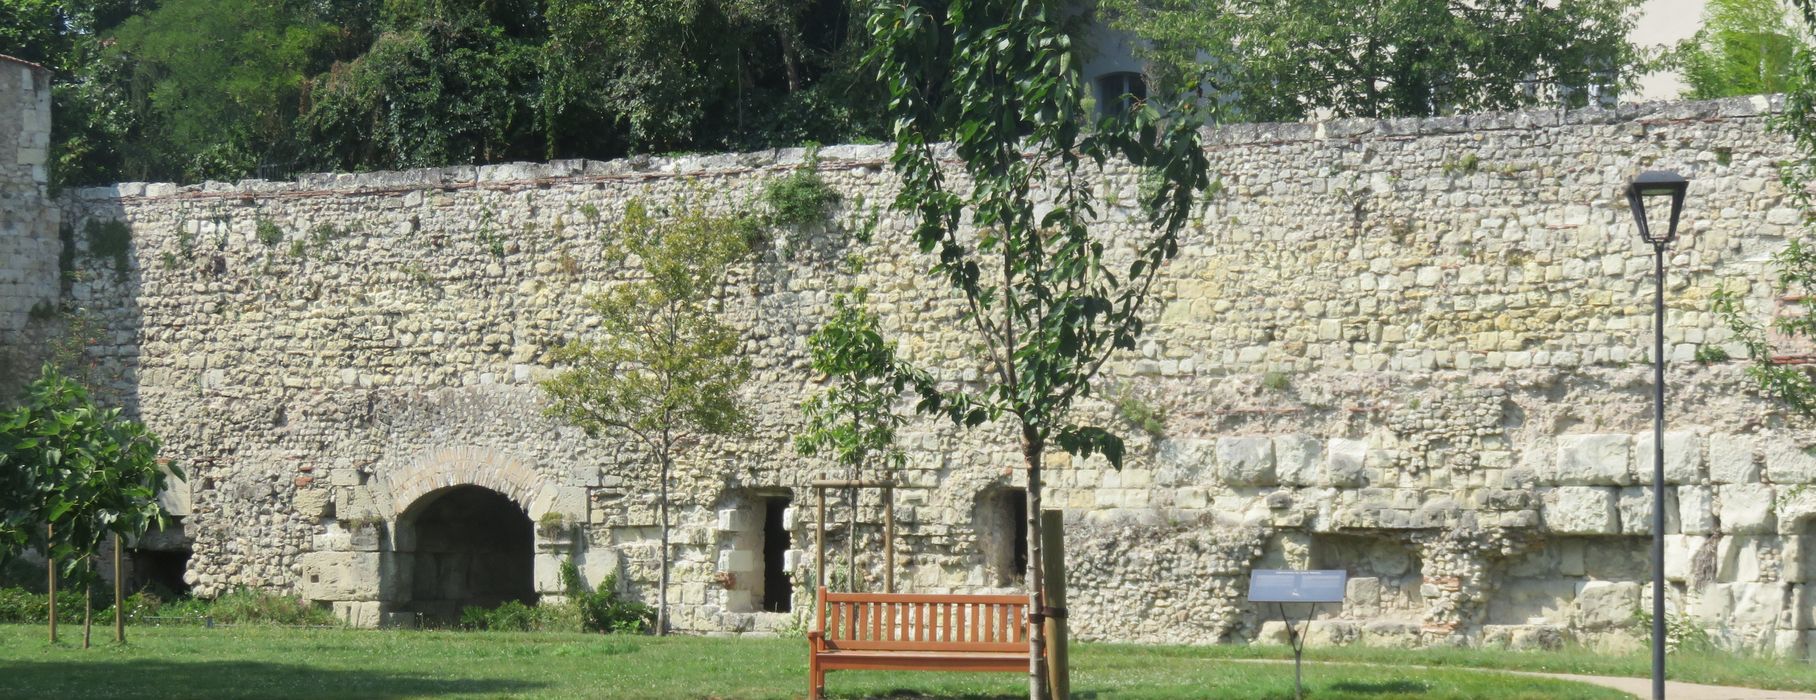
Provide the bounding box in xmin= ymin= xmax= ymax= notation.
xmin=534 ymin=552 xmax=564 ymax=593
xmin=1155 ymin=438 xmax=1214 ymax=485
xmin=297 ymin=551 xmax=384 ymax=601
xmin=1792 ymin=584 xmax=1814 ymax=630
xmin=1555 ymin=434 xmax=1632 ymax=485
xmin=717 ymin=549 xmax=758 ymax=573
xmin=1215 ymin=437 xmax=1276 ymax=486
xmin=1719 ymin=483 xmax=1776 ymax=534
xmin=1764 ymin=440 xmax=1816 ymax=485
xmin=724 ymin=589 xmax=754 ymax=612
xmin=1708 ymin=434 xmax=1761 ymax=484
xmin=1773 ymin=631 xmax=1805 ymax=660
xmin=1617 ymin=486 xmax=1678 ymax=535
xmin=1543 ymin=487 xmax=1619 ymax=534
xmin=1254 ymin=620 xmax=1289 ymax=645
xmin=716 ymin=509 xmax=749 ymax=532
xmin=1574 ymin=581 xmax=1640 ymax=629
xmin=1664 ymin=535 xmax=1706 ymax=582
xmin=1325 ymin=439 xmax=1369 ymax=488
xmin=782 ymin=549 xmax=799 ymax=573
xmin=1718 ymin=536 xmax=1770 ymax=583
xmin=1305 ymin=620 xmax=1361 ymax=646
xmin=1724 ymin=582 xmax=1789 ymax=630
xmin=332 ymin=601 xmax=381 ymax=628
xmin=1482 ymin=625 xmax=1566 ymax=651
xmin=1346 ymin=577 xmax=1383 ymax=610
xmin=294 ymin=489 xmax=332 ymax=520
xmin=1678 ymin=486 xmax=1715 ymax=535
xmin=1274 ymin=434 xmax=1323 ymax=486
xmin=1360 ymin=621 xmax=1420 ymax=648
xmin=1633 ymin=431 xmax=1702 ymax=484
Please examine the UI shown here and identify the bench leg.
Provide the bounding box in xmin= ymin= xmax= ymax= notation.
xmin=809 ymin=655 xmax=825 ymax=700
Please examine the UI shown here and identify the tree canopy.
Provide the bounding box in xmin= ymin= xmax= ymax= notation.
xmin=1674 ymin=0 xmax=1800 ymax=99
xmin=4 ymin=0 xmax=886 ymax=187
xmin=1100 ymin=0 xmax=1647 ymax=121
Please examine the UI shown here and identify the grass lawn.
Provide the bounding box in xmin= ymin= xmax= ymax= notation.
xmin=0 ymin=624 xmax=1646 ymax=699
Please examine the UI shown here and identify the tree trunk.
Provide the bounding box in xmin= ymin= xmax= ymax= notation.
xmin=847 ymin=462 xmax=857 ymax=591
xmin=780 ymin=29 xmax=802 ymax=93
xmin=47 ymin=523 xmax=57 ymax=644
xmin=82 ymin=557 xmax=93 ymax=649
xmin=657 ymin=449 xmax=671 ymax=636
xmin=1020 ymin=425 xmax=1049 ymax=700
xmin=114 ymin=536 xmax=125 ymax=644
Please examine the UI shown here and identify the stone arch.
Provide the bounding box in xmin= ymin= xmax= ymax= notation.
xmin=389 ymin=484 xmax=537 ymax=623
xmin=379 ymin=446 xmax=548 ymax=519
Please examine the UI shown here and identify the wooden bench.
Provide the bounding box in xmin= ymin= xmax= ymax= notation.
xmin=807 ymin=587 xmax=1030 ymax=699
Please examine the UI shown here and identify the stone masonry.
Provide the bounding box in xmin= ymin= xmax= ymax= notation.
xmin=2 ymin=60 xmax=1814 ymax=656
xmin=0 ymin=56 xmax=57 ymax=373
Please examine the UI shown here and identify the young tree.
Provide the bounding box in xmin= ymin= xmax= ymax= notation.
xmin=0 ymin=366 xmax=170 ymax=645
xmin=1676 ymin=0 xmax=1800 ymax=99
xmin=795 ymin=289 xmax=908 ymax=591
xmin=1100 ymin=0 xmax=1645 ymax=121
xmin=541 ymin=199 xmax=753 ymax=636
xmin=865 ymin=1 xmax=1211 ymax=696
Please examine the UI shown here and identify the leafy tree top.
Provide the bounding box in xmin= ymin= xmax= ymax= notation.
xmin=1101 ymin=0 xmax=1647 ymax=121
xmin=867 ymin=0 xmax=1211 ymax=466
xmin=1675 ymin=0 xmax=1800 ymax=99
xmin=540 ymin=200 xmax=754 ymax=450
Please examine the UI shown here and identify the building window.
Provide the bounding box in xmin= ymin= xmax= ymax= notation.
xmin=976 ymin=487 xmax=1028 ymax=587
xmin=1096 ymin=71 xmax=1148 ymax=118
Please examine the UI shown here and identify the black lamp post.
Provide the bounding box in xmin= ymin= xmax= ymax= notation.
xmin=1624 ymin=169 xmax=1688 ymax=700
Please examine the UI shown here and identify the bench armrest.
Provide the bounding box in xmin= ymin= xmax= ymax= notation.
xmin=807 ymin=630 xmax=823 ymax=652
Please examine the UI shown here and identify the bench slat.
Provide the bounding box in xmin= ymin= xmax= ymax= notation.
xmin=823 ymin=591 xmax=1026 ymax=604
xmin=827 ymin=639 xmax=1027 ymax=653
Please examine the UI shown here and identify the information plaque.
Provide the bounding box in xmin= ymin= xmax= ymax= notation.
xmin=1246 ymin=569 xmax=1348 ymax=603
xmin=1246 ymin=569 xmax=1347 ymax=700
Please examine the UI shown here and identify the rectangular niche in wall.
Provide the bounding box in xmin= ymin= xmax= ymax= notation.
xmin=1309 ymin=533 xmax=1424 ymax=621
xmin=976 ymin=487 xmax=1027 ymax=587
xmin=722 ymin=492 xmax=795 ymax=614
xmin=1484 ymin=536 xmax=1649 ymax=630
xmin=762 ymin=495 xmax=793 ymax=613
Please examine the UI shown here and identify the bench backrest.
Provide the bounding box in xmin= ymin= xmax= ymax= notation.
xmin=816 ymin=588 xmax=1030 ymax=653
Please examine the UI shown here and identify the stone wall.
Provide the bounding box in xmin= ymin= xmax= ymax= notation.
xmin=18 ymin=93 xmax=1816 ymax=656
xmin=0 ymin=56 xmax=58 ymax=388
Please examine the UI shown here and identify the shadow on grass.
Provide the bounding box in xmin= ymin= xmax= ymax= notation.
xmin=0 ymin=659 xmax=545 ymax=699
xmin=845 ymin=690 xmax=1106 ymax=699
xmin=1326 ymin=679 xmax=1432 ymax=694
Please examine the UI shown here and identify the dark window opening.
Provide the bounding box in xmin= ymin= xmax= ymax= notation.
xmin=130 ymin=548 xmax=193 ymax=598
xmin=761 ymin=496 xmax=793 ymax=613
xmin=978 ymin=487 xmax=1028 ymax=587
xmin=1096 ymin=71 xmax=1148 ymax=118
xmin=1007 ymin=489 xmax=1028 ymax=581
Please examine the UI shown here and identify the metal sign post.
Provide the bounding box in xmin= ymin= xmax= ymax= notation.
xmin=1247 ymin=569 xmax=1347 ymax=700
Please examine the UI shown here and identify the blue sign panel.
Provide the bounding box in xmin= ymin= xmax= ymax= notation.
xmin=1247 ymin=569 xmax=1348 ymax=603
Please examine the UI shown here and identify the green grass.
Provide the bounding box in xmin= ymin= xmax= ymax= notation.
xmin=1186 ymin=642 xmax=1816 ymax=694
xmin=0 ymin=625 xmax=1637 ymax=699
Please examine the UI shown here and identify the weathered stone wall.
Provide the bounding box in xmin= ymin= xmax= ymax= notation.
xmin=24 ymin=94 xmax=1816 ymax=656
xmin=0 ymin=56 xmax=59 ymax=389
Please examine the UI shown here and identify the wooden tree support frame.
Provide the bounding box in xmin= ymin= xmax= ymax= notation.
xmin=811 ymin=479 xmax=896 ymax=594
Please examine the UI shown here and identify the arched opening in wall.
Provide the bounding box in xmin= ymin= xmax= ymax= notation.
xmin=394 ymin=485 xmax=535 ymax=623
xmin=127 ymin=518 xmax=193 ymax=597
xmin=975 ymin=487 xmax=1027 ymax=587
xmin=1309 ymin=533 xmax=1423 ymax=622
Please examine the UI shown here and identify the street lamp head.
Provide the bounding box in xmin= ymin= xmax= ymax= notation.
xmin=1625 ymin=170 xmax=1689 ymax=246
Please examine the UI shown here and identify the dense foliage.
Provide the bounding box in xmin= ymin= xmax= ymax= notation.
xmin=1099 ymin=0 xmax=1647 ymax=120
xmin=3 ymin=0 xmax=886 ymax=186
xmin=1674 ymin=0 xmax=1800 ymax=99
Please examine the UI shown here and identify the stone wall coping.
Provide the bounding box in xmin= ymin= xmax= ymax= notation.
xmin=63 ymin=95 xmax=1783 ymax=205
xmin=0 ymin=54 xmax=49 ymax=74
